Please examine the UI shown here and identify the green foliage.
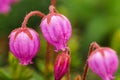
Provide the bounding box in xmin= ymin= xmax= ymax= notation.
xmin=0 ymin=52 xmax=33 ymax=80
xmin=111 ymin=29 xmax=120 ymax=54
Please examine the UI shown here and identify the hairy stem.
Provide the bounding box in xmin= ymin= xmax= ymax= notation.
xmin=21 ymin=11 xmax=45 ymax=28
xmin=82 ymin=42 xmax=100 ymax=80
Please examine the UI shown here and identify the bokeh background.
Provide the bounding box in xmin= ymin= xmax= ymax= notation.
xmin=0 ymin=0 xmax=120 ymax=80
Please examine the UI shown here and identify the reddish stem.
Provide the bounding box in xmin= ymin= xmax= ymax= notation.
xmin=82 ymin=42 xmax=100 ymax=80
xmin=67 ymin=63 xmax=70 ymax=80
xmin=82 ymin=63 xmax=88 ymax=80
xmin=66 ymin=48 xmax=71 ymax=80
xmin=21 ymin=11 xmax=45 ymax=28
xmin=51 ymin=0 xmax=56 ymax=6
xmin=45 ymin=42 xmax=51 ymax=72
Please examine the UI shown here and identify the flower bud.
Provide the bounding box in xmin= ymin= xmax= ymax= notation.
xmin=54 ymin=50 xmax=70 ymax=80
xmin=40 ymin=13 xmax=72 ymax=52
xmin=88 ymin=47 xmax=119 ymax=80
xmin=9 ymin=27 xmax=40 ymax=65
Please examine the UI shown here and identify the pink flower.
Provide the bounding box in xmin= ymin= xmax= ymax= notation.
xmin=40 ymin=13 xmax=72 ymax=52
xmin=88 ymin=47 xmax=119 ymax=80
xmin=54 ymin=50 xmax=70 ymax=80
xmin=9 ymin=27 xmax=40 ymax=65
xmin=0 ymin=0 xmax=19 ymax=14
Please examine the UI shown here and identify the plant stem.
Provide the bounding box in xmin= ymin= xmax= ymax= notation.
xmin=51 ymin=0 xmax=56 ymax=6
xmin=82 ymin=42 xmax=100 ymax=80
xmin=66 ymin=48 xmax=71 ymax=80
xmin=67 ymin=64 xmax=70 ymax=80
xmin=82 ymin=63 xmax=88 ymax=80
xmin=45 ymin=42 xmax=51 ymax=72
xmin=21 ymin=11 xmax=45 ymax=28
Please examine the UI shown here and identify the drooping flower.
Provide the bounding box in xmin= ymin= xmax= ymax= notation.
xmin=9 ymin=27 xmax=40 ymax=65
xmin=0 ymin=0 xmax=19 ymax=14
xmin=88 ymin=47 xmax=119 ymax=80
xmin=40 ymin=6 xmax=72 ymax=52
xmin=54 ymin=49 xmax=70 ymax=80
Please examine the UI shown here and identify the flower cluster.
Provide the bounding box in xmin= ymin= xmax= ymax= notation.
xmin=9 ymin=5 xmax=72 ymax=79
xmin=9 ymin=7 xmax=72 ymax=78
xmin=0 ymin=0 xmax=19 ymax=14
xmin=8 ymin=0 xmax=119 ymax=80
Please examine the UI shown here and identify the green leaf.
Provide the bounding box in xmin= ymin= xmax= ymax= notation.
xmin=0 ymin=68 xmax=11 ymax=80
xmin=30 ymin=71 xmax=44 ymax=80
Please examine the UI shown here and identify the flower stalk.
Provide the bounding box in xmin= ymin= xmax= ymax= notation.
xmin=45 ymin=42 xmax=51 ymax=72
xmin=67 ymin=63 xmax=70 ymax=80
xmin=82 ymin=42 xmax=100 ymax=80
xmin=51 ymin=0 xmax=56 ymax=6
xmin=22 ymin=11 xmax=45 ymax=28
xmin=66 ymin=48 xmax=71 ymax=80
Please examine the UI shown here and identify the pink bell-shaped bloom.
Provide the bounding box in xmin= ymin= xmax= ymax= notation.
xmin=9 ymin=27 xmax=40 ymax=65
xmin=88 ymin=47 xmax=119 ymax=80
xmin=54 ymin=50 xmax=70 ymax=80
xmin=40 ymin=13 xmax=72 ymax=52
xmin=0 ymin=0 xmax=19 ymax=14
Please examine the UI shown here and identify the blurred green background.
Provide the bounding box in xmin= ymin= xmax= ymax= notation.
xmin=0 ymin=0 xmax=120 ymax=80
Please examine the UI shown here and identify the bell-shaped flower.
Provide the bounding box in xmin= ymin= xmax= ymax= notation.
xmin=88 ymin=47 xmax=119 ymax=80
xmin=40 ymin=12 xmax=72 ymax=52
xmin=9 ymin=27 xmax=40 ymax=65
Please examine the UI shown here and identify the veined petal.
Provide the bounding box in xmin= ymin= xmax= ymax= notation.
xmin=9 ymin=28 xmax=40 ymax=65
